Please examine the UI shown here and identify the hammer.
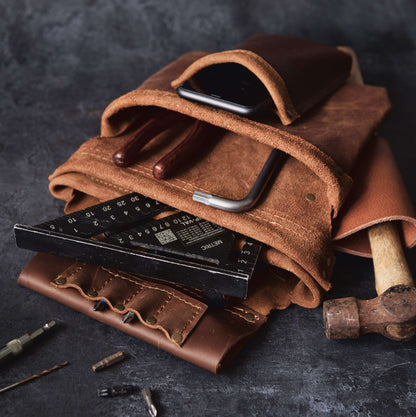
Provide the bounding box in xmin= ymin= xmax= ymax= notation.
xmin=323 ymin=221 xmax=416 ymax=341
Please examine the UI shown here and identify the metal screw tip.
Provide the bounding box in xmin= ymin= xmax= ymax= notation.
xmin=43 ymin=320 xmax=57 ymax=330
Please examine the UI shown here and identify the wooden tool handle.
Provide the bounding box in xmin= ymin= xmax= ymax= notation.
xmin=153 ymin=121 xmax=223 ymax=180
xmin=368 ymin=221 xmax=414 ymax=295
xmin=153 ymin=119 xmax=203 ymax=180
xmin=112 ymin=110 xmax=189 ymax=167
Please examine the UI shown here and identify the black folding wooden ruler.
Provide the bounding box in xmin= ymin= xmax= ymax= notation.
xmin=14 ymin=193 xmax=262 ymax=298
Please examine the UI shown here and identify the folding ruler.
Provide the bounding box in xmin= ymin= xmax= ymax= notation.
xmin=14 ymin=193 xmax=262 ymax=298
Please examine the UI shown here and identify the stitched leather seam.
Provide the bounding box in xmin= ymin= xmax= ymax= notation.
xmin=55 ymin=263 xmax=86 ymax=282
xmin=83 ymin=173 xmax=132 ymax=194
xmin=170 ymin=283 xmax=202 ymax=299
xmin=224 ymin=308 xmax=259 ymax=322
xmin=101 ymin=88 xmax=352 ymax=211
xmin=122 ymin=285 xmax=142 ymax=305
xmin=246 ymin=211 xmax=322 ymax=240
xmin=92 ymin=268 xmax=115 ymax=293
xmin=100 ymin=267 xmax=202 ymax=310
xmin=245 ymin=211 xmax=307 ymax=239
xmin=95 ymin=264 xmax=255 ymax=324
xmin=154 ymin=294 xmax=173 ymax=318
xmin=179 ymin=309 xmax=200 ymax=335
xmin=254 ymin=206 xmax=324 ymax=235
xmin=51 ymin=264 xmax=203 ymax=345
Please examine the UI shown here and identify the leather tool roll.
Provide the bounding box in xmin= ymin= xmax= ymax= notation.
xmin=17 ymin=35 xmax=416 ymax=372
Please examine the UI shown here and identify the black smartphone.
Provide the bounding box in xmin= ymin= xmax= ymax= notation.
xmin=177 ymin=63 xmax=273 ymax=116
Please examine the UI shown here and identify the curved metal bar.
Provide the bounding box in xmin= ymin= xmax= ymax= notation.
xmin=192 ymin=148 xmax=286 ymax=212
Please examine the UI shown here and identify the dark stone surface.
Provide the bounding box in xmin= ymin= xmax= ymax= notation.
xmin=1 ymin=1 xmax=416 ymax=416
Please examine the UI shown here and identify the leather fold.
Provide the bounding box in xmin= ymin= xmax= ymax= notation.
xmin=333 ymin=136 xmax=416 ymax=257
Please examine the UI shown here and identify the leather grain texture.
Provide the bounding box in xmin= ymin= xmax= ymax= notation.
xmin=48 ymin=35 xmax=391 ymax=309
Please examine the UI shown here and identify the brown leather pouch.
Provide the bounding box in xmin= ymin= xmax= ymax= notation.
xmin=173 ymin=34 xmax=353 ymax=125
xmin=17 ymin=35 xmax=407 ymax=372
xmin=47 ymin=35 xmax=391 ymax=308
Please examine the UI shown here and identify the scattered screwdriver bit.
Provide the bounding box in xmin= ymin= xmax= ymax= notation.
xmin=0 ymin=361 xmax=69 ymax=394
xmin=0 ymin=320 xmax=57 ymax=365
xmin=92 ymin=351 xmax=127 ymax=372
xmin=142 ymin=387 xmax=157 ymax=417
xmin=122 ymin=311 xmax=136 ymax=324
xmin=97 ymin=385 xmax=137 ymax=397
xmin=93 ymin=300 xmax=108 ymax=311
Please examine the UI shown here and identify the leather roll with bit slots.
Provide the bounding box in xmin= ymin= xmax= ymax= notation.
xmin=17 ymin=34 xmax=416 ymax=372
xmin=18 ymin=253 xmax=268 ymax=373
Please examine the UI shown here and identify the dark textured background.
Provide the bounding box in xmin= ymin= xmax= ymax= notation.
xmin=1 ymin=1 xmax=416 ymax=416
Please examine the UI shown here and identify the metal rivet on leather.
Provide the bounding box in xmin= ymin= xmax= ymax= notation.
xmin=171 ymin=333 xmax=183 ymax=343
xmin=114 ymin=304 xmax=125 ymax=311
xmin=87 ymin=290 xmax=98 ymax=297
xmin=305 ymin=193 xmax=316 ymax=202
xmin=145 ymin=317 xmax=157 ymax=325
xmin=54 ymin=277 xmax=66 ymax=285
xmin=244 ymin=313 xmax=256 ymax=323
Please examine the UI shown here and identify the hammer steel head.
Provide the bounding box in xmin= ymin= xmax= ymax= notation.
xmin=323 ymin=285 xmax=416 ymax=342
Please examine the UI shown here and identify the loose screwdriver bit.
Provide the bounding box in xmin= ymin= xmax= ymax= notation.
xmin=92 ymin=351 xmax=127 ymax=372
xmin=0 ymin=320 xmax=56 ymax=365
xmin=97 ymin=385 xmax=137 ymax=397
xmin=142 ymin=387 xmax=157 ymax=417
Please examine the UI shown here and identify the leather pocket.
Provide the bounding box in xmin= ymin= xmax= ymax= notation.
xmin=172 ymin=34 xmax=353 ymax=125
xmin=99 ymin=37 xmax=390 ymax=213
xmin=50 ymin=262 xmax=208 ymax=346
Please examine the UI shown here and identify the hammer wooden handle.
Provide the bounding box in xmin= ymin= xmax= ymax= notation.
xmin=368 ymin=221 xmax=414 ymax=295
xmin=324 ymin=221 xmax=416 ymax=341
